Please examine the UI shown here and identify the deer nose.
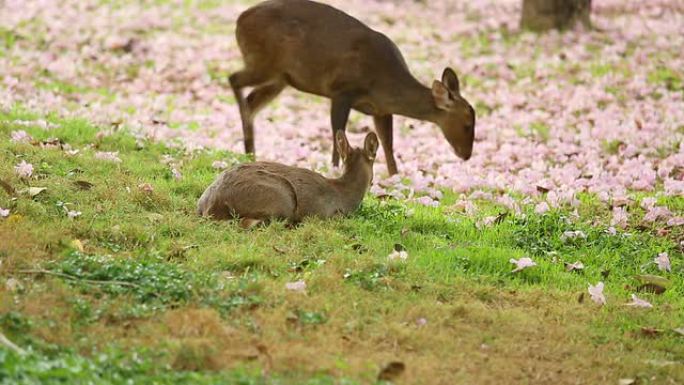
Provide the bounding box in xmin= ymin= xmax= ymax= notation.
xmin=454 ymin=146 xmax=472 ymax=161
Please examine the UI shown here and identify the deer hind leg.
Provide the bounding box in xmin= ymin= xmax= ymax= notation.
xmin=373 ymin=114 xmax=398 ymax=175
xmin=246 ymin=80 xmax=286 ymax=116
xmin=229 ymin=70 xmax=272 ymax=154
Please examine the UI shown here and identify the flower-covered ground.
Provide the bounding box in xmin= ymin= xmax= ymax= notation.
xmin=1 ymin=0 xmax=683 ymax=384
xmin=3 ymin=0 xmax=683 ymax=213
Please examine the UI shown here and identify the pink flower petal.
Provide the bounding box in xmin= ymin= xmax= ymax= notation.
xmin=626 ymin=294 xmax=652 ymax=309
xmin=14 ymin=160 xmax=33 ymax=178
xmin=285 ymin=280 xmax=307 ymax=293
xmin=588 ymin=282 xmax=606 ymax=306
xmin=510 ymin=257 xmax=536 ymax=273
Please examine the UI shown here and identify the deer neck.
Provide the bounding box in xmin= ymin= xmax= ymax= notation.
xmin=330 ymin=165 xmax=371 ymax=212
xmin=385 ymin=74 xmax=441 ymax=123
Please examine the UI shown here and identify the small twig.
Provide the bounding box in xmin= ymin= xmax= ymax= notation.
xmin=13 ymin=269 xmax=156 ymax=296
xmin=0 ymin=331 xmax=25 ymax=355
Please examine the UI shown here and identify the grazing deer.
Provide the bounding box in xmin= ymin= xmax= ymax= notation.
xmin=197 ymin=131 xmax=378 ymax=224
xmin=229 ymin=0 xmax=475 ymax=175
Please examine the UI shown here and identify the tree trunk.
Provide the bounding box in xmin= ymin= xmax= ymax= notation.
xmin=520 ymin=0 xmax=592 ymax=31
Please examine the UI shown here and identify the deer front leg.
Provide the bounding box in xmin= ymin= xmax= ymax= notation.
xmin=373 ymin=114 xmax=398 ymax=175
xmin=330 ymin=94 xmax=355 ymax=168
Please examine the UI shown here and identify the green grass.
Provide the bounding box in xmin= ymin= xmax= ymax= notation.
xmin=1 ymin=108 xmax=683 ymax=384
xmin=0 ymin=27 xmax=19 ymax=56
xmin=648 ymin=66 xmax=683 ymax=92
xmin=0 ymin=347 xmax=359 ymax=385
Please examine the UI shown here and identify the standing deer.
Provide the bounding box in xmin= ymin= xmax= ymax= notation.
xmin=229 ymin=0 xmax=475 ymax=175
xmin=197 ymin=131 xmax=378 ymax=224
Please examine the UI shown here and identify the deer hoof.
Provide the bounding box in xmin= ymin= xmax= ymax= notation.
xmin=239 ymin=217 xmax=263 ymax=229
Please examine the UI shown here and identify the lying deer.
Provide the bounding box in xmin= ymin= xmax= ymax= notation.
xmin=230 ymin=0 xmax=475 ymax=175
xmin=197 ymin=131 xmax=378 ymax=224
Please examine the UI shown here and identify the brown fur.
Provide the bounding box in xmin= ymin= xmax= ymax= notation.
xmin=229 ymin=0 xmax=475 ymax=175
xmin=197 ymin=132 xmax=378 ymax=223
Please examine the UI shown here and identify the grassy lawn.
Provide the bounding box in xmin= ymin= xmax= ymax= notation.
xmin=1 ymin=108 xmax=682 ymax=384
xmin=2 ymin=0 xmax=683 ymax=383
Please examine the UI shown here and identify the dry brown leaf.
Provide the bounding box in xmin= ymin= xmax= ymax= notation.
xmin=147 ymin=213 xmax=164 ymax=223
xmin=0 ymin=180 xmax=15 ymax=196
xmin=618 ymin=379 xmax=636 ymax=385
xmin=634 ymin=275 xmax=671 ymax=294
xmin=70 ymin=239 xmax=85 ymax=252
xmin=656 ymin=228 xmax=670 ymax=237
xmin=564 ymin=261 xmax=584 ymax=272
xmin=255 ymin=342 xmax=273 ymax=375
xmin=640 ymin=327 xmax=663 ymax=337
xmin=536 ymin=185 xmax=550 ymax=193
xmin=636 ymin=284 xmax=666 ymax=295
xmin=351 ymin=243 xmax=367 ymax=253
xmin=645 ymin=359 xmax=677 ymax=367
xmin=634 ymin=274 xmax=672 ymax=287
xmin=26 ymin=187 xmax=47 ymax=198
xmin=494 ymin=212 xmax=509 ymax=224
xmin=67 ymin=168 xmax=84 ymax=175
xmin=73 ymin=180 xmax=94 ymax=190
xmin=5 ymin=278 xmax=22 ymax=292
xmin=40 ymin=137 xmax=65 ymax=149
xmin=378 ymin=361 xmax=405 ymax=382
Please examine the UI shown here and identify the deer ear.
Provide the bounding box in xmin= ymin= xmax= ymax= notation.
xmin=335 ymin=130 xmax=351 ymax=161
xmin=364 ymin=132 xmax=379 ymax=160
xmin=432 ymin=80 xmax=453 ymax=110
xmin=441 ymin=67 xmax=460 ymax=95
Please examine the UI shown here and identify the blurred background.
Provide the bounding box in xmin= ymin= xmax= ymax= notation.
xmin=1 ymin=0 xmax=683 ymax=204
